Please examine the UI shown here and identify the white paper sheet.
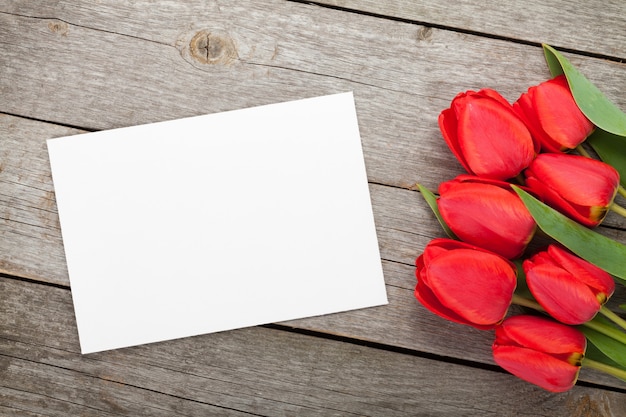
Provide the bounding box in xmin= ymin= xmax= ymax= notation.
xmin=47 ymin=92 xmax=388 ymax=354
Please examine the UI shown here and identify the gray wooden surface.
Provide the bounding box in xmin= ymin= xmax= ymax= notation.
xmin=2 ymin=1 xmax=626 ymax=415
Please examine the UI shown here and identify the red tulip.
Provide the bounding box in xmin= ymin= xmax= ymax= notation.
xmin=524 ymin=153 xmax=619 ymax=227
xmin=414 ymin=238 xmax=517 ymax=330
xmin=523 ymin=245 xmax=615 ymax=325
xmin=513 ymin=75 xmax=594 ymax=152
xmin=492 ymin=315 xmax=586 ymax=392
xmin=437 ymin=175 xmax=536 ymax=259
xmin=439 ymin=88 xmax=538 ymax=180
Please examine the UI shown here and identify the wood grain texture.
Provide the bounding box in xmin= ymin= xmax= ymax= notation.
xmin=2 ymin=0 xmax=625 ymax=284
xmin=2 ymin=276 xmax=626 ymax=417
xmin=314 ymin=0 xmax=626 ymax=58
xmin=3 ymin=109 xmax=626 ymax=388
xmin=2 ymin=0 xmax=626 ymax=405
xmin=0 ymin=114 xmax=81 ymax=284
xmin=1 ymin=1 xmax=624 ymax=133
xmin=4 ymin=0 xmax=625 ymax=59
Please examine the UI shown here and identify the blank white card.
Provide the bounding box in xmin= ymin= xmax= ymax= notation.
xmin=47 ymin=92 xmax=388 ymax=354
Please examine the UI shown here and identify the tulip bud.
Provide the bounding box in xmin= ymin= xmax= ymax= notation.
xmin=492 ymin=315 xmax=586 ymax=392
xmin=523 ymin=245 xmax=615 ymax=325
xmin=438 ymin=88 xmax=538 ymax=180
xmin=415 ymin=238 xmax=517 ymax=330
xmin=437 ymin=175 xmax=536 ymax=259
xmin=524 ymin=153 xmax=620 ymax=227
xmin=513 ymin=75 xmax=594 ymax=152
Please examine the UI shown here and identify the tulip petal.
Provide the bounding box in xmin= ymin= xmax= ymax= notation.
xmin=546 ymin=245 xmax=615 ymax=297
xmin=492 ymin=345 xmax=580 ymax=392
xmin=543 ymin=44 xmax=626 ymax=137
xmin=438 ymin=181 xmax=535 ymax=259
xmin=479 ymin=88 xmax=517 ymax=108
xmin=425 ymin=249 xmax=516 ymax=326
xmin=531 ymin=76 xmax=593 ymax=149
xmin=524 ymin=176 xmax=596 ymax=227
xmin=525 ymin=264 xmax=600 ymax=324
xmin=528 ymin=153 xmax=619 ymax=207
xmin=524 ymin=153 xmax=619 ymax=227
xmin=439 ymin=107 xmax=473 ymax=174
xmin=512 ymin=91 xmax=561 ymax=152
xmin=456 ymin=96 xmax=534 ymax=179
xmin=495 ymin=315 xmax=586 ymax=354
xmin=414 ymin=278 xmax=493 ymax=330
xmin=420 ymin=238 xmax=458 ymax=265
xmin=415 ymin=247 xmax=494 ymax=329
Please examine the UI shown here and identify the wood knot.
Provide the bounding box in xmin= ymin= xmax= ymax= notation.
xmin=189 ymin=30 xmax=237 ymax=65
xmin=567 ymin=394 xmax=610 ymax=417
xmin=417 ymin=26 xmax=433 ymax=42
xmin=48 ymin=20 xmax=69 ymax=37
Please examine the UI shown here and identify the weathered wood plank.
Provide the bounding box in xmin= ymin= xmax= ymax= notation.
xmin=2 ymin=0 xmax=625 ymax=285
xmin=3 ymin=110 xmax=626 ymax=389
xmin=3 ymin=109 xmax=626 ymax=289
xmin=1 ymin=1 xmax=624 ymax=196
xmin=3 ymin=110 xmax=626 ymax=288
xmin=1 ymin=2 xmax=624 ymax=133
xmin=1 ymin=1 xmax=624 ymax=208
xmin=313 ymin=0 xmax=626 ymax=58
xmin=2 ymin=0 xmax=626 ymax=395
xmin=3 ymin=0 xmax=624 ymax=59
xmin=2 ymin=276 xmax=626 ymax=416
xmin=2 ymin=52 xmax=626 ymax=391
xmin=4 ymin=109 xmax=626 ymax=282
xmin=0 ymin=114 xmax=79 ymax=285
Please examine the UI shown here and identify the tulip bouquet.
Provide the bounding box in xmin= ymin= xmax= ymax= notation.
xmin=414 ymin=44 xmax=626 ymax=392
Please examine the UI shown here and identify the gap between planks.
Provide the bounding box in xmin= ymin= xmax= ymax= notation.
xmin=2 ymin=271 xmax=626 ymax=395
xmin=286 ymin=0 xmax=626 ymax=63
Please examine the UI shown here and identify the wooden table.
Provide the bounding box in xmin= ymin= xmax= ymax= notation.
xmin=2 ymin=1 xmax=626 ymax=415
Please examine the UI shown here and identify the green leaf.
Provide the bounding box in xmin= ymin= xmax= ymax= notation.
xmin=513 ymin=260 xmax=533 ymax=300
xmin=416 ymin=184 xmax=458 ymax=240
xmin=543 ymin=45 xmax=563 ymax=77
xmin=512 ymin=186 xmax=626 ymax=284
xmin=587 ymin=128 xmax=626 ymax=189
xmin=580 ymin=325 xmax=626 ymax=369
xmin=542 ymin=44 xmax=626 ymax=137
xmin=584 ymin=338 xmax=626 ymax=372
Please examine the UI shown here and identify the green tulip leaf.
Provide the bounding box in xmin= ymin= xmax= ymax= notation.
xmin=513 ymin=260 xmax=533 ymax=299
xmin=416 ymin=184 xmax=458 ymax=240
xmin=543 ymin=44 xmax=563 ymax=78
xmin=584 ymin=337 xmax=626 ymax=373
xmin=580 ymin=323 xmax=626 ymax=370
xmin=587 ymin=129 xmax=626 ymax=189
xmin=512 ymin=186 xmax=626 ymax=284
xmin=543 ymin=44 xmax=626 ymax=137
xmin=620 ymin=304 xmax=626 ymax=311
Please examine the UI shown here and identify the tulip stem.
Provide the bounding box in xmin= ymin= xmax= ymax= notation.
xmin=618 ymin=185 xmax=626 ymax=199
xmin=582 ymin=358 xmax=626 ymax=383
xmin=609 ymin=202 xmax=626 ymax=218
xmin=599 ymin=306 xmax=626 ymax=332
xmin=511 ymin=296 xmax=626 ymax=348
xmin=582 ymin=318 xmax=626 ymax=345
xmin=511 ymin=294 xmax=544 ymax=312
xmin=575 ymin=144 xmax=592 ymax=158
xmin=513 ymin=174 xmax=526 ymax=186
